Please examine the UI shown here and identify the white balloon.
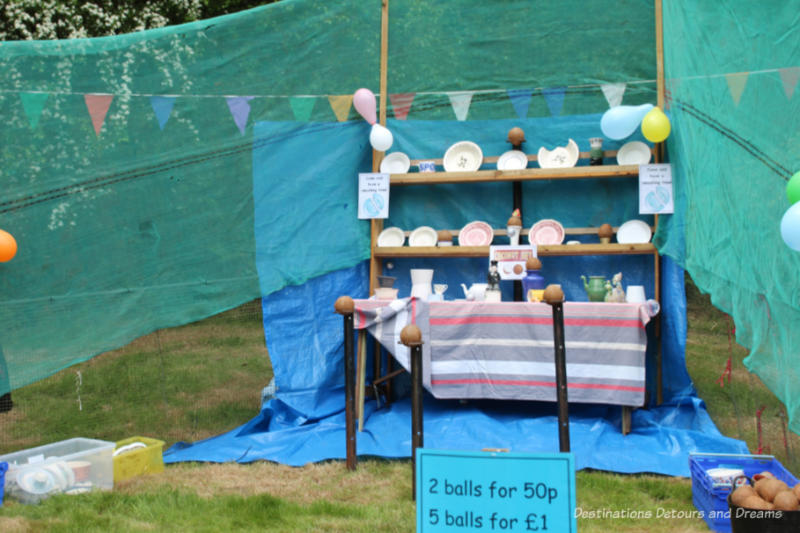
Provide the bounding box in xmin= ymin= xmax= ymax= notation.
xmin=369 ymin=123 xmax=393 ymax=152
xmin=780 ymin=202 xmax=800 ymax=251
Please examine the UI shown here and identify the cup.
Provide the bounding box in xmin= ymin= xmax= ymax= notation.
xmin=418 ymin=161 xmax=436 ymax=173
xmin=626 ymin=285 xmax=646 ymax=303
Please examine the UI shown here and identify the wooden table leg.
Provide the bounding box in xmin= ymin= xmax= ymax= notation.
xmin=622 ymin=406 xmax=632 ymax=435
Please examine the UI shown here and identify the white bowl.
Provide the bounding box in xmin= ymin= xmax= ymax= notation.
xmin=616 ymin=141 xmax=652 ymax=166
xmin=408 ymin=226 xmax=438 ymax=247
xmin=380 ymin=152 xmax=411 ymax=174
xmin=537 ymin=139 xmax=579 ymax=168
xmin=377 ymin=227 xmax=405 ymax=247
xmin=443 ymin=141 xmax=483 ymax=172
xmin=616 ymin=219 xmax=652 ymax=244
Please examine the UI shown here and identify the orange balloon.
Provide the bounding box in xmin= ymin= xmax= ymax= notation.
xmin=0 ymin=229 xmax=17 ymax=262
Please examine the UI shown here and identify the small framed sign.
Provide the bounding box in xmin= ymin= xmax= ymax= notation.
xmin=489 ymin=245 xmax=537 ymax=280
xmin=416 ymin=449 xmax=577 ymax=532
xmin=358 ymin=172 xmax=390 ymax=219
xmin=638 ymin=163 xmax=674 ymax=214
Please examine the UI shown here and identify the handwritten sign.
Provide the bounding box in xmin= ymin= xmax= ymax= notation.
xmin=358 ymin=172 xmax=390 ymax=219
xmin=489 ymin=246 xmax=537 ymax=280
xmin=417 ymin=449 xmax=576 ymax=532
xmin=638 ymin=164 xmax=674 ymax=214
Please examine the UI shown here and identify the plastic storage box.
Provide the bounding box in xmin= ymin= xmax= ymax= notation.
xmin=0 ymin=437 xmax=114 ymax=504
xmin=113 ymin=436 xmax=165 ymax=483
xmin=690 ymin=453 xmax=799 ymax=533
xmin=0 ymin=462 xmax=7 ymax=506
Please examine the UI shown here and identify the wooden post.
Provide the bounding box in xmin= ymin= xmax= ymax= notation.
xmin=544 ymin=285 xmax=570 ymax=452
xmin=334 ymin=296 xmax=357 ymax=470
xmin=654 ymin=0 xmax=665 ymax=406
xmin=400 ymin=324 xmax=424 ymax=500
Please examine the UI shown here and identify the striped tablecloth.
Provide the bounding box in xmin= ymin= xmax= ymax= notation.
xmin=354 ymin=299 xmax=651 ymax=407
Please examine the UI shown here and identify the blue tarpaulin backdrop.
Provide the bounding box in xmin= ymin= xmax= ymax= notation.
xmin=164 ymin=118 xmax=748 ymax=476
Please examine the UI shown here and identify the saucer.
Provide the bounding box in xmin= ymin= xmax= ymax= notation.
xmin=616 ymin=219 xmax=652 ymax=243
xmin=528 ymin=219 xmax=565 ymax=245
xmin=458 ymin=221 xmax=494 ymax=246
xmin=497 ymin=150 xmax=528 ymax=171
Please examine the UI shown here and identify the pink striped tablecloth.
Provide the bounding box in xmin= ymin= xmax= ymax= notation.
xmin=353 ymin=299 xmax=651 ymax=407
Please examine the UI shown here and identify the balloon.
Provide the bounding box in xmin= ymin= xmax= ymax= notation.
xmin=641 ymin=106 xmax=671 ymax=142
xmin=353 ymin=88 xmax=377 ymax=125
xmin=0 ymin=229 xmax=17 ymax=262
xmin=600 ymin=104 xmax=653 ymax=140
xmin=781 ymin=202 xmax=800 ymax=251
xmin=786 ymin=170 xmax=800 ymax=205
xmin=369 ymin=123 xmax=393 ymax=152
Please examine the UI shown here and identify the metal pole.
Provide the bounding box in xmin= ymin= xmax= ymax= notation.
xmin=544 ymin=286 xmax=570 ymax=452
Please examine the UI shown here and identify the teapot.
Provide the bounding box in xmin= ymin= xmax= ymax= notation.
xmin=461 ymin=283 xmax=488 ymax=301
xmin=581 ymin=275 xmax=608 ymax=302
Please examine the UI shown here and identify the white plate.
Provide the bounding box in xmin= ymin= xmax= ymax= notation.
xmin=377 ymin=226 xmax=405 ymax=247
xmin=443 ymin=141 xmax=483 ymax=172
xmin=497 ymin=150 xmax=528 ymax=171
xmin=408 ymin=226 xmax=438 ymax=247
xmin=528 ymin=219 xmax=565 ymax=245
xmin=537 ymin=139 xmax=579 ymax=168
xmin=616 ymin=219 xmax=652 ymax=244
xmin=616 ymin=141 xmax=652 ymax=166
xmin=380 ymin=152 xmax=411 ymax=174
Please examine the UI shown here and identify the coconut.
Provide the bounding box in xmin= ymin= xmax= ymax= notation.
xmin=507 ymin=127 xmax=525 ymax=146
xmin=773 ymin=490 xmax=799 ymax=511
xmin=741 ymin=494 xmax=774 ymax=510
xmin=436 ymin=229 xmax=452 ymax=242
xmin=793 ymin=482 xmax=800 ymax=500
xmin=730 ymin=484 xmax=757 ymax=507
xmin=525 ymin=256 xmax=542 ymax=270
xmin=598 ymin=223 xmax=613 ymax=238
xmin=756 ymin=477 xmax=788 ymax=502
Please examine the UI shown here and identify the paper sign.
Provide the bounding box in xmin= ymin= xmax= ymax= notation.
xmin=489 ymin=245 xmax=537 ymax=280
xmin=416 ymin=449 xmax=577 ymax=533
xmin=358 ymin=172 xmax=390 ymax=219
xmin=639 ymin=164 xmax=674 ymax=214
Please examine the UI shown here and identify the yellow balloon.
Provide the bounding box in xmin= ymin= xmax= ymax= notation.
xmin=641 ymin=107 xmax=671 ymax=142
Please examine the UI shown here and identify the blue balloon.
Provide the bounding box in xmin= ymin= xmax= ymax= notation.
xmin=780 ymin=202 xmax=800 ymax=251
xmin=600 ymin=103 xmax=654 ymax=140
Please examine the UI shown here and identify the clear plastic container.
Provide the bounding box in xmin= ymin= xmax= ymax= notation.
xmin=0 ymin=437 xmax=114 ymax=504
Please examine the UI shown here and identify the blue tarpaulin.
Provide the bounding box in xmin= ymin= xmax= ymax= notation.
xmin=164 ymin=118 xmax=749 ymax=476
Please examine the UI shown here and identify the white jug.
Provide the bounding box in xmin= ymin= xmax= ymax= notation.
xmin=410 ymin=269 xmax=434 ymax=300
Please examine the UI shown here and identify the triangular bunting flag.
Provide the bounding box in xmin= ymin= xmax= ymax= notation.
xmin=19 ymin=92 xmax=49 ymax=129
xmin=601 ymin=83 xmax=626 ymax=107
xmin=725 ymin=72 xmax=749 ymax=105
xmin=289 ymin=96 xmax=316 ymax=121
xmin=226 ymin=96 xmax=255 ymax=135
xmin=542 ymin=87 xmax=567 ymax=116
xmin=506 ymin=89 xmax=532 ymax=119
xmin=447 ymin=91 xmax=474 ymax=121
xmin=328 ymin=95 xmax=353 ymax=122
xmin=150 ymin=96 xmax=176 ymax=130
xmin=84 ymin=94 xmax=114 ymax=136
xmin=389 ymin=93 xmax=415 ymax=120
xmin=779 ymin=67 xmax=800 ymax=100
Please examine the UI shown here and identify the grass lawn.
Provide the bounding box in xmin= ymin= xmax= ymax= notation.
xmin=0 ymin=280 xmax=796 ymax=531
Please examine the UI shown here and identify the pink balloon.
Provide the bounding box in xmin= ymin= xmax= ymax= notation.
xmin=353 ymin=88 xmax=377 ymax=125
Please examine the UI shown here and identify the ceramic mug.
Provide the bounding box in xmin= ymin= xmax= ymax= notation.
xmin=418 ymin=161 xmax=436 ymax=173
xmin=626 ymin=285 xmax=646 ymax=303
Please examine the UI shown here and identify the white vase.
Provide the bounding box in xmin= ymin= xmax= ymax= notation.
xmin=410 ymin=269 xmax=434 ymax=300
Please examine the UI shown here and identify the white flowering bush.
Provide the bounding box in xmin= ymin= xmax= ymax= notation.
xmin=0 ymin=0 xmax=204 ymax=40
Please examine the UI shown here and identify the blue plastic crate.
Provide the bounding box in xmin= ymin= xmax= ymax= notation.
xmin=0 ymin=461 xmax=7 ymax=506
xmin=689 ymin=453 xmax=799 ymax=533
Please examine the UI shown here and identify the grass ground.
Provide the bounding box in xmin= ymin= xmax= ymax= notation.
xmin=0 ymin=280 xmax=796 ymax=531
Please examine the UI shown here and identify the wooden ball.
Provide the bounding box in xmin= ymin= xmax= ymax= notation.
xmin=525 ymin=257 xmax=542 ymax=270
xmin=334 ymin=295 xmax=354 ymax=314
xmin=543 ymin=284 xmax=564 ymax=304
xmin=400 ymin=324 xmax=423 ymax=346
xmin=598 ymin=223 xmax=613 ymax=238
xmin=507 ymin=127 xmax=525 ymax=146
xmin=437 ymin=229 xmax=452 ymax=241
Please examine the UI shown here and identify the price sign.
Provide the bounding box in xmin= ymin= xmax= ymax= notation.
xmin=416 ymin=449 xmax=576 ymax=532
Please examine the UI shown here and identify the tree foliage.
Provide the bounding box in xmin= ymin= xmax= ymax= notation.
xmin=0 ymin=0 xmax=274 ymax=40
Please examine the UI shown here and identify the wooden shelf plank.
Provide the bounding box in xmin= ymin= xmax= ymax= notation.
xmin=372 ymin=243 xmax=656 ymax=258
xmin=390 ymin=165 xmax=640 ymax=185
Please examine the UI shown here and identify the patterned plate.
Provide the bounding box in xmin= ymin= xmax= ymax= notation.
xmin=458 ymin=221 xmax=494 ymax=246
xmin=528 ymin=219 xmax=565 ymax=245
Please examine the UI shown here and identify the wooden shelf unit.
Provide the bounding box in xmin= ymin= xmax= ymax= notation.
xmin=389 ymin=163 xmax=640 ymax=186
